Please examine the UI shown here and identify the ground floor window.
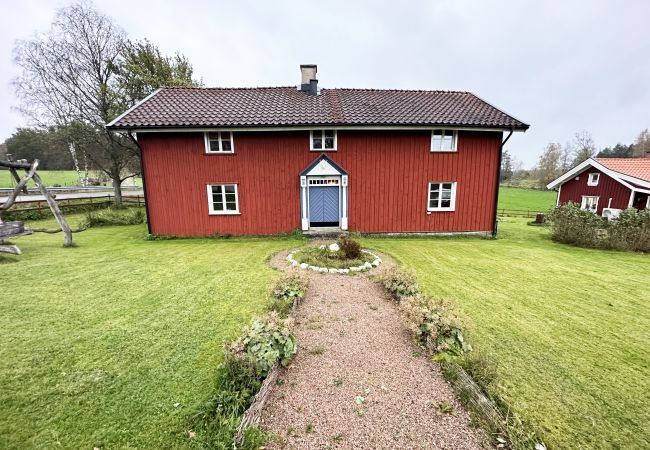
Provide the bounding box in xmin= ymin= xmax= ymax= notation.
xmin=207 ymin=184 xmax=239 ymax=214
xmin=581 ymin=195 xmax=599 ymax=212
xmin=428 ymin=182 xmax=457 ymax=211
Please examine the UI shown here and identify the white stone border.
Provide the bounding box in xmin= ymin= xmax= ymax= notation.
xmin=286 ymin=249 xmax=382 ymax=274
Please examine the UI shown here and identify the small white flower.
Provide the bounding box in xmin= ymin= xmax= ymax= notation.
xmin=319 ymin=244 xmax=326 ymax=250
xmin=328 ymin=243 xmax=340 ymax=252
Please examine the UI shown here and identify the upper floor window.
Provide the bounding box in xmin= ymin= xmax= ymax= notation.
xmin=205 ymin=132 xmax=234 ymax=154
xmin=311 ymin=130 xmax=336 ymax=151
xmin=428 ymin=182 xmax=457 ymax=211
xmin=431 ymin=129 xmax=457 ymax=152
xmin=207 ymin=184 xmax=239 ymax=214
xmin=587 ymin=173 xmax=600 ymax=186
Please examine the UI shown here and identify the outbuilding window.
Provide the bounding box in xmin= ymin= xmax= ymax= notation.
xmin=581 ymin=195 xmax=599 ymax=212
xmin=587 ymin=173 xmax=600 ymax=186
xmin=207 ymin=184 xmax=239 ymax=214
xmin=431 ymin=129 xmax=457 ymax=152
xmin=205 ymin=132 xmax=234 ymax=153
xmin=428 ymin=182 xmax=457 ymax=211
xmin=311 ymin=130 xmax=336 ymax=151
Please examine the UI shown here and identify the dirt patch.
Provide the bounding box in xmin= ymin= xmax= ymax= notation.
xmin=261 ymin=246 xmax=485 ymax=449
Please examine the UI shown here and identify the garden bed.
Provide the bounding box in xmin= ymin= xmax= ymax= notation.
xmin=287 ymin=240 xmax=382 ymax=273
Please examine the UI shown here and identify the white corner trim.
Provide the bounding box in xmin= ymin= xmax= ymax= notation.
xmin=106 ymin=88 xmax=163 ymax=127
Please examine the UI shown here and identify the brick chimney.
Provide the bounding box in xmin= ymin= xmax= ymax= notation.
xmin=300 ymin=64 xmax=318 ymax=95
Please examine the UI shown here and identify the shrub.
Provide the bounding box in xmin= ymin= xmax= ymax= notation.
xmin=548 ymin=204 xmax=650 ymax=252
xmin=399 ymin=294 xmax=471 ymax=358
xmin=268 ymin=273 xmax=309 ymax=317
xmin=337 ymin=236 xmax=362 ymax=259
xmin=380 ymin=267 xmax=420 ymax=302
xmin=547 ymin=203 xmax=604 ymax=247
xmin=225 ymin=312 xmax=297 ymax=377
xmin=292 ymin=246 xmax=374 ymax=269
xmin=82 ymin=207 xmax=146 ymax=228
xmin=607 ymin=208 xmax=650 ymax=252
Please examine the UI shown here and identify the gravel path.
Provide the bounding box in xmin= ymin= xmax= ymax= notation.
xmin=260 ymin=249 xmax=485 ymax=449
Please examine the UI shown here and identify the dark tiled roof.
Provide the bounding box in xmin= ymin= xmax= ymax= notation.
xmin=107 ymin=87 xmax=529 ymax=130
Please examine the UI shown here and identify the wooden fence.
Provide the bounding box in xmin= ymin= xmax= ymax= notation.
xmin=4 ymin=195 xmax=145 ymax=213
xmin=497 ymin=209 xmax=545 ymax=218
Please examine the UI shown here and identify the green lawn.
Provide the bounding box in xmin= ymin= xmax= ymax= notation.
xmin=498 ymin=186 xmax=556 ymax=212
xmin=364 ymin=220 xmax=650 ymax=449
xmin=0 ymin=216 xmax=298 ymax=449
xmin=0 ymin=170 xmax=141 ymax=188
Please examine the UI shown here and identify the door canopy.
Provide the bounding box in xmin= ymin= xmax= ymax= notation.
xmin=300 ymin=154 xmax=348 ymax=177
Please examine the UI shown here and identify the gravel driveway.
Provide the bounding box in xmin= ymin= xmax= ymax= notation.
xmin=260 ymin=249 xmax=485 ymax=449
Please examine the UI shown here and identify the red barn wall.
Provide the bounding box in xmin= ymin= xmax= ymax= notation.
xmin=138 ymin=129 xmax=502 ymax=236
xmin=557 ymin=167 xmax=631 ymax=214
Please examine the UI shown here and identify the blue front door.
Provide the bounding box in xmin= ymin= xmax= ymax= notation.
xmin=309 ymin=186 xmax=339 ymax=226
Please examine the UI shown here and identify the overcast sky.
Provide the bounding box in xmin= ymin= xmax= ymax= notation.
xmin=1 ymin=0 xmax=649 ymax=166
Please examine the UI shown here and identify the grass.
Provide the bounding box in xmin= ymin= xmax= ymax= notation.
xmin=364 ymin=219 xmax=650 ymax=449
xmin=0 ymin=214 xmax=299 ymax=449
xmin=0 ymin=169 xmax=141 ymax=188
xmin=498 ymin=186 xmax=557 ymax=212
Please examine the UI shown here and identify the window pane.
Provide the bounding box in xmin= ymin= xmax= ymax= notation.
xmin=225 ymin=194 xmax=236 ymax=203
xmin=429 ymin=199 xmax=437 ymax=209
xmin=430 ymin=183 xmax=440 ymax=192
xmin=224 ymin=185 xmax=235 ymax=194
xmin=212 ymin=185 xmax=223 ymax=195
xmin=221 ymin=139 xmax=232 ymax=151
xmin=441 ymin=199 xmax=451 ymax=208
xmin=324 ymin=130 xmax=335 ymax=149
xmin=210 ymin=140 xmax=221 ymax=152
xmin=312 ymin=131 xmax=322 ymax=149
xmin=432 ymin=135 xmax=442 ymax=150
xmin=442 ymin=133 xmax=453 ymax=151
xmin=433 ymin=130 xmax=442 ymax=136
xmin=225 ymin=202 xmax=237 ymax=211
xmin=214 ymin=200 xmax=224 ymax=211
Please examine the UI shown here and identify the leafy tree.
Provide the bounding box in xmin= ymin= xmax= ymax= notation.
xmin=115 ymin=39 xmax=201 ymax=109
xmin=597 ymin=143 xmax=633 ymax=158
xmin=5 ymin=128 xmax=67 ymax=169
xmin=536 ymin=142 xmax=563 ymax=188
xmin=12 ymin=2 xmax=200 ymax=204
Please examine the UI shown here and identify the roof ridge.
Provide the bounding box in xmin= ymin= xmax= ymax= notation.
xmin=323 ymin=87 xmax=472 ymax=94
xmin=159 ymin=86 xmax=472 ymax=95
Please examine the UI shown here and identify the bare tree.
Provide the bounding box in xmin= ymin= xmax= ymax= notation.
xmin=536 ymin=142 xmax=563 ymax=188
xmin=500 ymin=149 xmax=514 ymax=182
xmin=571 ymin=131 xmax=596 ymax=167
xmin=13 ymin=1 xmax=136 ymax=205
xmin=632 ymin=129 xmax=650 ymax=158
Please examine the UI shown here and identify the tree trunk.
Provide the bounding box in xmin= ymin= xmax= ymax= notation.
xmin=112 ymin=177 xmax=123 ymax=206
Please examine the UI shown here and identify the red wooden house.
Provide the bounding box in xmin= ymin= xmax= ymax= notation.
xmin=107 ymin=65 xmax=529 ymax=236
xmin=547 ymin=157 xmax=650 ymax=218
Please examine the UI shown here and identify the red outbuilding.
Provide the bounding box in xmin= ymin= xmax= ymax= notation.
xmin=547 ymin=157 xmax=650 ymax=218
xmin=107 ymin=65 xmax=529 ymax=236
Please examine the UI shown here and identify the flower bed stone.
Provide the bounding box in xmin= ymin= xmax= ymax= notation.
xmin=286 ymin=249 xmax=382 ymax=274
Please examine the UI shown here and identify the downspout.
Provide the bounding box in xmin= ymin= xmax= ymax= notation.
xmin=129 ymin=130 xmax=153 ymax=235
xmin=492 ymin=128 xmax=514 ymax=237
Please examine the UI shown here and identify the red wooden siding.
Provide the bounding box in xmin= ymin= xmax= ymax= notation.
xmin=139 ymin=130 xmax=502 ymax=236
xmin=557 ymin=167 xmax=631 ymax=214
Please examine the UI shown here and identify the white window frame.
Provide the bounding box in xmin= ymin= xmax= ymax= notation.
xmin=207 ymin=184 xmax=240 ymax=215
xmin=587 ymin=173 xmax=600 ymax=186
xmin=580 ymin=195 xmax=599 ymax=213
xmin=427 ymin=182 xmax=457 ymax=212
xmin=310 ymin=130 xmax=337 ymax=151
xmin=204 ymin=132 xmax=234 ymax=154
xmin=430 ymin=129 xmax=458 ymax=152
xmin=645 ymin=196 xmax=650 ymax=210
